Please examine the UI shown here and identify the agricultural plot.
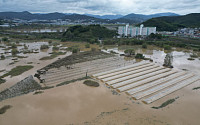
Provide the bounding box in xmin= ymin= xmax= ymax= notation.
xmin=40 ymin=56 xmax=135 ymax=86
xmin=92 ymin=62 xmax=200 ymax=104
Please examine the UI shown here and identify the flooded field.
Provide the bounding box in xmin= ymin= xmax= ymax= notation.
xmin=104 ymin=45 xmax=200 ymax=75
xmin=0 ymin=43 xmax=200 ymax=125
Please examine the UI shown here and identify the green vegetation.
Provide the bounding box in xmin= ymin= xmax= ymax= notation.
xmin=0 ymin=78 xmax=6 ymax=84
xmin=2 ymin=37 xmax=8 ymax=42
xmin=142 ymin=43 xmax=147 ymax=48
xmin=40 ymin=86 xmax=54 ymax=90
xmin=11 ymin=49 xmax=18 ymax=55
xmin=152 ymin=98 xmax=176 ymax=109
xmin=188 ymin=58 xmax=195 ymax=61
xmin=0 ymin=105 xmax=12 ymax=114
xmin=83 ymin=80 xmax=99 ymax=87
xmin=61 ymin=25 xmax=116 ymax=42
xmin=40 ymin=44 xmax=49 ymax=50
xmin=56 ymin=76 xmax=90 ymax=87
xmin=39 ymin=51 xmax=66 ymax=60
xmin=163 ymin=53 xmax=173 ymax=68
xmin=142 ymin=13 xmax=200 ymax=31
xmin=193 ymin=87 xmax=200 ymax=90
xmin=52 ymin=46 xmax=59 ymax=51
xmin=148 ymin=33 xmax=162 ymax=39
xmin=67 ymin=45 xmax=80 ymax=53
xmin=1 ymin=65 xmax=34 ymax=78
xmin=135 ymin=53 xmax=145 ymax=59
xmin=0 ymin=55 xmax=5 ymax=60
xmin=85 ymin=43 xmax=90 ymax=48
xmin=10 ymin=43 xmax=17 ymax=48
xmin=51 ymin=41 xmax=59 ymax=46
xmin=124 ymin=48 xmax=135 ymax=56
xmin=33 ymin=91 xmax=44 ymax=95
xmin=164 ymin=45 xmax=172 ymax=50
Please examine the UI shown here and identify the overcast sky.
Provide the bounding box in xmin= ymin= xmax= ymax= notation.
xmin=0 ymin=0 xmax=200 ymax=15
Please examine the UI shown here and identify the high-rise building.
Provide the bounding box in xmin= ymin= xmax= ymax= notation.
xmin=118 ymin=24 xmax=156 ymax=37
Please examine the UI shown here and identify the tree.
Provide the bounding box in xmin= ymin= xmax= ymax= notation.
xmin=11 ymin=49 xmax=18 ymax=56
xmin=124 ymin=49 xmax=135 ymax=56
xmin=142 ymin=43 xmax=147 ymax=48
xmin=163 ymin=53 xmax=173 ymax=68
xmin=1 ymin=55 xmax=5 ymax=60
xmin=135 ymin=53 xmax=145 ymax=59
xmin=2 ymin=37 xmax=8 ymax=42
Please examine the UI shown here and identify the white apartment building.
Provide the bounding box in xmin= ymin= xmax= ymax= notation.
xmin=118 ymin=24 xmax=156 ymax=37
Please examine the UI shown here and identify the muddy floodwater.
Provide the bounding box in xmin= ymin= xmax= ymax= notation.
xmin=0 ymin=43 xmax=200 ymax=125
xmin=104 ymin=45 xmax=200 ymax=75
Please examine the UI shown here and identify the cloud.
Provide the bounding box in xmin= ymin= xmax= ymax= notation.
xmin=0 ymin=0 xmax=199 ymax=15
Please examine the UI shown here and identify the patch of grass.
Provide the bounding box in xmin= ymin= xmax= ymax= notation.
xmin=0 ymin=78 xmax=6 ymax=84
xmin=0 ymin=55 xmax=5 ymax=60
xmin=135 ymin=53 xmax=145 ymax=59
xmin=0 ymin=105 xmax=12 ymax=114
xmin=27 ymin=62 xmax=33 ymax=64
xmin=83 ymin=80 xmax=99 ymax=87
xmin=152 ymin=98 xmax=176 ymax=109
xmin=39 ymin=52 xmax=66 ymax=60
xmin=187 ymin=58 xmax=195 ymax=60
xmin=33 ymin=91 xmax=44 ymax=95
xmin=164 ymin=45 xmax=172 ymax=50
xmin=1 ymin=65 xmax=34 ymax=78
xmin=193 ymin=87 xmax=200 ymax=90
xmin=52 ymin=46 xmax=59 ymax=51
xmin=40 ymin=44 xmax=49 ymax=50
xmin=16 ymin=56 xmax=28 ymax=58
xmin=56 ymin=76 xmax=90 ymax=87
xmin=142 ymin=43 xmax=147 ymax=49
xmin=40 ymin=86 xmax=54 ymax=90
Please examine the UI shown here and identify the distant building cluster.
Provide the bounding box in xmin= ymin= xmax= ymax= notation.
xmin=118 ymin=24 xmax=156 ymax=37
xmin=0 ymin=18 xmax=107 ymax=27
xmin=174 ymin=28 xmax=200 ymax=39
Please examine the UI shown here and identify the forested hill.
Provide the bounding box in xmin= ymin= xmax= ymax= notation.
xmin=61 ymin=25 xmax=117 ymax=43
xmin=142 ymin=13 xmax=200 ymax=31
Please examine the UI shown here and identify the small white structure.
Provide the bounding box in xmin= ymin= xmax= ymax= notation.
xmin=118 ymin=24 xmax=156 ymax=37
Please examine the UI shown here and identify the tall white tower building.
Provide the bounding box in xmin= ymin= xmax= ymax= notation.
xmin=118 ymin=24 xmax=156 ymax=37
xmin=140 ymin=24 xmax=144 ymax=36
xmin=125 ymin=24 xmax=129 ymax=36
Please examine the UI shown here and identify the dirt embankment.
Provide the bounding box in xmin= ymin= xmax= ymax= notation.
xmin=0 ymin=75 xmax=41 ymax=102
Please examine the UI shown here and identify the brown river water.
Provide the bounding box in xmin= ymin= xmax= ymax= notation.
xmin=0 ymin=43 xmax=200 ymax=125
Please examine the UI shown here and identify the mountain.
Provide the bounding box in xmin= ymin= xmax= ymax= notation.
xmin=115 ymin=12 xmax=179 ymax=24
xmin=0 ymin=11 xmax=66 ymax=20
xmin=86 ymin=14 xmax=123 ymax=20
xmin=62 ymin=14 xmax=107 ymax=22
xmin=142 ymin=13 xmax=200 ymax=31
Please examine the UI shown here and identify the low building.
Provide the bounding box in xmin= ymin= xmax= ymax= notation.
xmin=118 ymin=24 xmax=156 ymax=37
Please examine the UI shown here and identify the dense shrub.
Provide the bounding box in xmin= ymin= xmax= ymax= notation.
xmin=142 ymin=43 xmax=147 ymax=48
xmin=40 ymin=45 xmax=49 ymax=50
xmin=124 ymin=49 xmax=135 ymax=56
xmin=135 ymin=53 xmax=145 ymax=59
xmin=11 ymin=49 xmax=18 ymax=55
